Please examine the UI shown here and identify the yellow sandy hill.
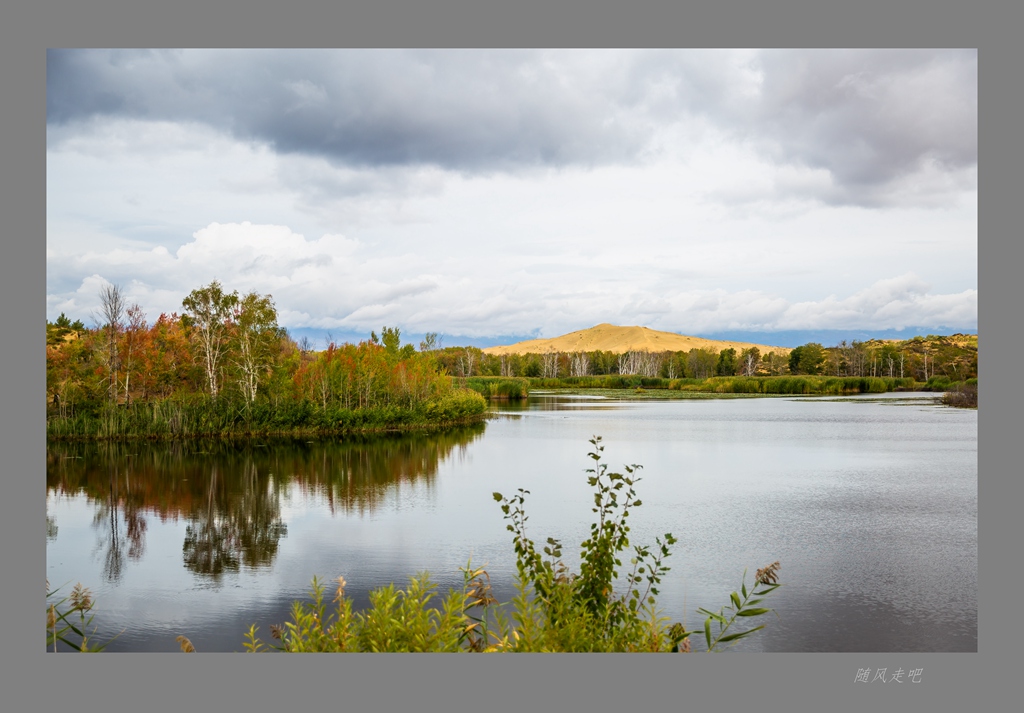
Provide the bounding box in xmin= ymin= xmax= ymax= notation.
xmin=481 ymin=324 xmax=792 ymax=356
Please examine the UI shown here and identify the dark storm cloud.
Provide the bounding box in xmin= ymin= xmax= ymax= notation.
xmin=746 ymin=49 xmax=977 ymax=205
xmin=47 ymin=49 xmax=976 ymax=206
xmin=47 ymin=49 xmax=651 ymax=170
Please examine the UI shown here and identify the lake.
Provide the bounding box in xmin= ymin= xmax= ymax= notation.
xmin=45 ymin=391 xmax=977 ymax=652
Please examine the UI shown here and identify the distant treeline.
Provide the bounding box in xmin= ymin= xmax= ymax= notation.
xmin=433 ymin=336 xmax=977 ymax=383
xmin=461 ymin=374 xmax=920 ymax=397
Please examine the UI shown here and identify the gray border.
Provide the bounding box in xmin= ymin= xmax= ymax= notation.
xmin=6 ymin=1 xmax=1009 ymax=712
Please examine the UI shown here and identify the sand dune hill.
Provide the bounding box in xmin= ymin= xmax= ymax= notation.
xmin=481 ymin=324 xmax=792 ymax=356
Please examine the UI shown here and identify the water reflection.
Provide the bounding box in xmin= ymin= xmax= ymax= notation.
xmin=47 ymin=425 xmax=485 ymax=581
xmin=88 ymin=462 xmax=149 ymax=582
xmin=281 ymin=427 xmax=484 ymax=516
xmin=497 ymin=394 xmax=621 ymax=412
xmin=179 ymin=459 xmax=288 ymax=578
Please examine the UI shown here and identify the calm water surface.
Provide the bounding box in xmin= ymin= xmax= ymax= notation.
xmin=46 ymin=392 xmax=976 ymax=652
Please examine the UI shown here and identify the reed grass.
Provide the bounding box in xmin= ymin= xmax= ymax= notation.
xmin=668 ymin=375 xmax=914 ymax=395
xmin=46 ymin=581 xmax=119 ymax=652
xmin=46 ymin=389 xmax=488 ymax=441
xmin=463 ymin=377 xmax=529 ymax=400
xmin=527 ymin=375 xmax=671 ymax=390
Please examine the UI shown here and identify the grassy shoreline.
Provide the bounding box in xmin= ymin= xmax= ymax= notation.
xmin=468 ymin=374 xmax=927 ymax=398
xmin=46 ymin=388 xmax=489 ymax=441
xmin=46 ymin=415 xmax=491 ymax=442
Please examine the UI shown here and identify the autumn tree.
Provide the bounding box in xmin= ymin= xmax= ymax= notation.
xmin=739 ymin=347 xmax=761 ymax=376
xmin=460 ymin=347 xmax=479 ymax=377
xmin=182 ymin=281 xmax=239 ymax=398
xmin=98 ymin=283 xmax=126 ymax=402
xmin=145 ymin=313 xmax=199 ymax=398
xmin=47 ymin=328 xmax=94 ymax=416
xmin=419 ymin=332 xmax=440 ymax=352
xmin=120 ymin=304 xmax=147 ymax=404
xmin=230 ymin=291 xmax=280 ymax=405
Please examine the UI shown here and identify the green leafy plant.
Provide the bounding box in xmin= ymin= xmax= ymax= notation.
xmin=242 ymin=567 xmax=504 ymax=653
xmin=490 ymin=436 xmax=755 ymax=652
xmin=500 ymin=439 xmax=669 ymax=623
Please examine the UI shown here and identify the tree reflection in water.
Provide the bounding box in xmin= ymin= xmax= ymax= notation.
xmin=181 ymin=464 xmax=240 ymax=578
xmin=181 ymin=460 xmax=286 ymax=579
xmin=47 ymin=424 xmax=484 ymax=581
xmin=86 ymin=459 xmax=149 ymax=582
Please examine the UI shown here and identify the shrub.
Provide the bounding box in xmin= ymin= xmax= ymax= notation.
xmin=942 ymin=382 xmax=978 ymax=408
xmin=424 ymin=388 xmax=488 ymax=422
xmin=464 ymin=377 xmax=528 ymax=400
xmin=925 ymin=375 xmax=953 ymax=391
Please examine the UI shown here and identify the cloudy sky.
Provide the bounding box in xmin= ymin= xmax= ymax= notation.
xmin=46 ymin=49 xmax=977 ymax=347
